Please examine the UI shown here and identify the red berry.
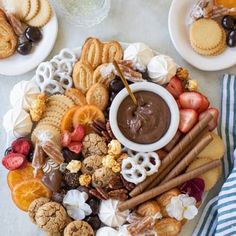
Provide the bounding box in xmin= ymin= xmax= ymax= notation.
xmin=2 ymin=153 xmax=26 ymax=170
xmin=166 ymin=76 xmax=184 ymax=99
xmin=199 ymin=108 xmax=219 ymax=131
xmin=68 ymin=142 xmax=82 ymax=154
xmin=198 ymin=95 xmax=210 ymax=113
xmin=71 ymin=125 xmax=85 ymax=142
xmin=11 ymin=138 xmax=32 ymax=156
xmin=179 ymin=109 xmax=198 ymax=133
xmin=61 ymin=131 xmax=72 ymax=147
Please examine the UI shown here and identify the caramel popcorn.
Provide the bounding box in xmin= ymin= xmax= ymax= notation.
xmin=102 ymin=155 xmax=116 ymax=169
xmin=112 ymin=163 xmax=121 ymax=173
xmin=108 ymin=139 xmax=122 ymax=156
xmin=66 ymin=160 xmax=82 ymax=173
xmin=176 ymin=67 xmax=189 ymax=81
xmin=117 ymin=153 xmax=128 ymax=164
xmin=30 ymin=93 xmax=47 ymax=122
xmin=186 ymin=80 xmax=198 ymax=91
xmin=79 ymin=174 xmax=92 ymax=187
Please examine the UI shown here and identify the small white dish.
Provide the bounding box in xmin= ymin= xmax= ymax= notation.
xmin=0 ymin=9 xmax=58 ymax=76
xmin=109 ymin=82 xmax=179 ymax=152
xmin=168 ymin=0 xmax=236 ymax=71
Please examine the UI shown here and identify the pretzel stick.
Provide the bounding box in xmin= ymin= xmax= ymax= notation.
xmin=129 ymin=113 xmax=213 ymax=197
xmin=161 ymin=134 xmax=213 ymax=184
xmin=146 ymin=126 xmax=209 ymax=190
xmin=118 ymin=160 xmax=221 ymax=211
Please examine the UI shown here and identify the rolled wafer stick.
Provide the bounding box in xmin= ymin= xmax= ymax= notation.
xmin=146 ymin=126 xmax=210 ymax=190
xmin=118 ymin=160 xmax=221 ymax=212
xmin=161 ymin=134 xmax=213 ymax=184
xmin=129 ymin=113 xmax=213 ymax=197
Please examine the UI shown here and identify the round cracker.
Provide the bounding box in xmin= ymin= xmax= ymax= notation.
xmin=26 ymin=0 xmax=51 ymax=27
xmin=24 ymin=0 xmax=40 ymax=21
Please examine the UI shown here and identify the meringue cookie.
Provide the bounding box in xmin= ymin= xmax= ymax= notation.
xmin=10 ymin=80 xmax=40 ymax=111
xmin=3 ymin=108 xmax=33 ymax=138
xmin=96 ymin=227 xmax=118 ymax=236
xmin=98 ymin=199 xmax=130 ymax=227
xmin=124 ymin=43 xmax=154 ymax=72
xmin=147 ymin=55 xmax=177 ymax=85
xmin=63 ymin=190 xmax=92 ymax=220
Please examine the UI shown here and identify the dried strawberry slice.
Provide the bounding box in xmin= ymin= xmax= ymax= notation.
xmin=11 ymin=138 xmax=32 ymax=156
xmin=71 ymin=125 xmax=85 ymax=142
xmin=2 ymin=153 xmax=26 ymax=170
xmin=68 ymin=142 xmax=83 ymax=154
xmin=180 ymin=178 xmax=205 ymax=202
xmin=61 ymin=131 xmax=72 ymax=147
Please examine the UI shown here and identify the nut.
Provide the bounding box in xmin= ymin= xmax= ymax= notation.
xmin=109 ymin=175 xmax=124 ymax=190
xmin=108 ymin=189 xmax=128 ymax=201
xmin=121 ymin=175 xmax=135 ymax=191
xmin=89 ymin=188 xmax=106 ymax=200
xmin=96 ymin=187 xmax=109 ymax=200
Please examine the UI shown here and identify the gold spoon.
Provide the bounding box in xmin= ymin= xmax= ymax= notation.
xmin=113 ymin=60 xmax=138 ymax=106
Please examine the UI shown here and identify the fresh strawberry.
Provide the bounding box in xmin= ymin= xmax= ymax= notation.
xmin=199 ymin=108 xmax=219 ymax=131
xmin=176 ymin=99 xmax=182 ymax=109
xmin=61 ymin=131 xmax=71 ymax=147
xmin=166 ymin=76 xmax=184 ymax=99
xmin=179 ymin=92 xmax=203 ymax=111
xmin=179 ymin=109 xmax=198 ymax=133
xmin=11 ymin=138 xmax=32 ymax=156
xmin=71 ymin=125 xmax=85 ymax=142
xmin=68 ymin=142 xmax=82 ymax=154
xmin=198 ymin=95 xmax=210 ymax=113
xmin=2 ymin=153 xmax=26 ymax=170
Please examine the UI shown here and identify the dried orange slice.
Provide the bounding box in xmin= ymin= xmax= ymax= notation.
xmin=61 ymin=106 xmax=80 ymax=132
xmin=12 ymin=179 xmax=51 ymax=211
xmin=73 ymin=105 xmax=105 ymax=127
xmin=7 ymin=162 xmax=43 ymax=190
xmin=215 ymin=0 xmax=236 ymax=9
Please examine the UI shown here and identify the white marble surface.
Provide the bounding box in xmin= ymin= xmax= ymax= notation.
xmin=0 ymin=0 xmax=234 ymax=235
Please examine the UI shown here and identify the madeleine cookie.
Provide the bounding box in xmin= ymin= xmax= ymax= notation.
xmin=86 ymin=83 xmax=109 ymax=111
xmin=102 ymin=41 xmax=123 ymax=63
xmin=0 ymin=11 xmax=17 ymax=59
xmin=186 ymin=157 xmax=221 ymax=191
xmin=198 ymin=132 xmax=225 ymax=160
xmin=80 ymin=37 xmax=103 ymax=69
xmin=24 ymin=0 xmax=40 ymax=21
xmin=154 ymin=218 xmax=182 ymax=236
xmin=137 ymin=200 xmax=161 ymax=217
xmin=65 ymin=88 xmax=87 ymax=106
xmin=73 ymin=61 xmax=94 ymax=94
xmin=26 ymin=0 xmax=51 ymax=27
xmin=190 ymin=19 xmax=223 ymax=50
xmin=93 ymin=63 xmax=116 ymax=87
xmin=64 ymin=220 xmax=94 ymax=236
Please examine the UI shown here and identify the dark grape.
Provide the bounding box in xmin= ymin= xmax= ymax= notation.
xmin=85 ymin=216 xmax=101 ymax=230
xmin=227 ymin=30 xmax=236 ymax=47
xmin=109 ymin=77 xmax=124 ymax=93
xmin=110 ymin=92 xmax=117 ymax=103
xmin=222 ymin=15 xmax=235 ymax=30
xmin=4 ymin=147 xmax=12 ymax=156
xmin=62 ymin=148 xmax=83 ymax=162
xmin=87 ymin=198 xmax=100 ymax=215
xmin=25 ymin=27 xmax=42 ymax=43
xmin=17 ymin=41 xmax=32 ymax=55
xmin=26 ymin=151 xmax=34 ymax=162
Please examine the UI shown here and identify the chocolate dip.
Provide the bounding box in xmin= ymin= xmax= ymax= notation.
xmin=117 ymin=91 xmax=171 ymax=144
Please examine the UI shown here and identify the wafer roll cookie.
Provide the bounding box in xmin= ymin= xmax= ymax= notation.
xmin=118 ymin=160 xmax=221 ymax=211
xmin=161 ymin=134 xmax=213 ymax=184
xmin=129 ymin=113 xmax=213 ymax=197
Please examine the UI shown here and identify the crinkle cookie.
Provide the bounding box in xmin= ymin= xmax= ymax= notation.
xmin=82 ymin=133 xmax=107 ymax=157
xmin=64 ymin=220 xmax=94 ymax=236
xmin=81 ymin=155 xmax=103 ymax=175
xmin=35 ymin=202 xmax=68 ymax=233
xmin=92 ymin=167 xmax=115 ymax=188
xmin=28 ymin=197 xmax=50 ymax=224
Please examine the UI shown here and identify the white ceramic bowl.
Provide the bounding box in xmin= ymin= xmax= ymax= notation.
xmin=109 ymin=82 xmax=180 ymax=152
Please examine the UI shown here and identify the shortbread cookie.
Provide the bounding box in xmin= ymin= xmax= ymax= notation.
xmin=73 ymin=61 xmax=94 ymax=94
xmin=154 ymin=218 xmax=182 ymax=236
xmin=24 ymin=0 xmax=40 ymax=21
xmin=190 ymin=19 xmax=223 ymax=50
xmin=80 ymin=37 xmax=103 ymax=69
xmin=0 ymin=11 xmax=17 ymax=59
xmin=28 ymin=197 xmax=50 ymax=224
xmin=93 ymin=63 xmax=116 ymax=87
xmin=65 ymin=88 xmax=87 ymax=106
xmin=35 ymin=202 xmax=67 ymax=233
xmin=4 ymin=0 xmax=31 ymax=19
xmin=102 ymin=41 xmax=123 ymax=63
xmin=186 ymin=157 xmax=221 ymax=191
xmin=64 ymin=220 xmax=94 ymax=236
xmin=86 ymin=83 xmax=109 ymax=111
xmin=26 ymin=0 xmax=51 ymax=27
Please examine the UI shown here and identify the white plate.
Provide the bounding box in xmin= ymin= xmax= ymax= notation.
xmin=168 ymin=0 xmax=236 ymax=71
xmin=0 ymin=9 xmax=58 ymax=76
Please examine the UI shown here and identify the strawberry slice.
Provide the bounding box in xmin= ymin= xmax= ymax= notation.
xmin=199 ymin=108 xmax=219 ymax=131
xmin=71 ymin=125 xmax=85 ymax=142
xmin=2 ymin=153 xmax=26 ymax=170
xmin=68 ymin=142 xmax=83 ymax=154
xmin=61 ymin=131 xmax=72 ymax=147
xmin=166 ymin=76 xmax=184 ymax=99
xmin=11 ymin=138 xmax=32 ymax=156
xmin=179 ymin=109 xmax=198 ymax=133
